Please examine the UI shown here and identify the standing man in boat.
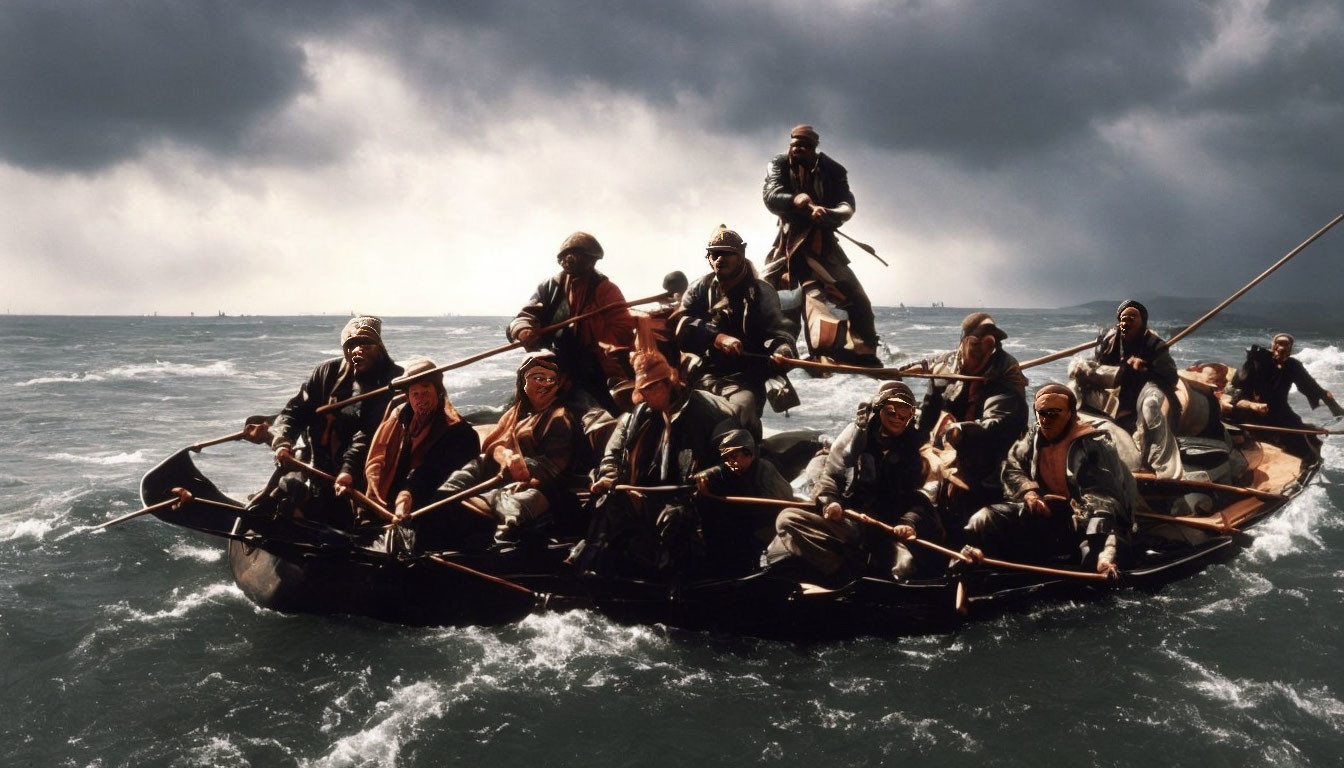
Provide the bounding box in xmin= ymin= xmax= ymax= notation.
xmin=917 ymin=313 xmax=1029 ymax=537
xmin=961 ymin=384 xmax=1137 ymax=579
xmin=509 ymin=231 xmax=637 ymax=416
xmin=675 ymin=224 xmax=797 ymax=439
xmin=260 ymin=316 xmax=403 ymax=526
xmin=425 ymin=352 xmax=578 ymax=549
xmin=764 ymin=381 xmax=942 ymax=582
xmin=1228 ymin=333 xmax=1342 ymax=457
xmin=761 ymin=124 xmax=879 ymax=363
xmin=1070 ymin=300 xmax=1182 ymax=478
xmin=362 ymin=358 xmax=480 ymax=531
xmin=571 ymin=327 xmax=739 ymax=580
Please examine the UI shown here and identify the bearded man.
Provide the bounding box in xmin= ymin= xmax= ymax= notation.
xmin=362 ymin=358 xmax=480 ymax=526
xmin=675 ymin=224 xmax=796 ymax=439
xmin=1071 ymin=299 xmax=1182 ymax=477
xmin=261 ymin=316 xmax=403 ymax=526
xmin=917 ymin=313 xmax=1029 ymax=533
xmin=760 ymin=124 xmax=878 ymax=358
xmin=509 ymin=231 xmax=636 ymax=414
xmin=962 ymin=384 xmax=1136 ymax=578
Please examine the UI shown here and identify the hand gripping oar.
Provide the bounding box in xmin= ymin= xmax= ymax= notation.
xmin=842 ymin=509 xmax=1112 ymax=583
xmin=1019 ymin=212 xmax=1344 ymax=371
xmin=277 ymin=455 xmax=397 ymax=523
xmin=835 ymin=229 xmax=889 ymax=267
xmin=90 ymin=487 xmax=194 ymax=531
xmin=403 ymin=472 xmax=508 ymax=523
xmin=317 ymin=275 xmax=687 ymax=415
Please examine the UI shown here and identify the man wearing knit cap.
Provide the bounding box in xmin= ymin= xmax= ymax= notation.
xmin=676 ymin=224 xmax=797 ymax=439
xmin=761 ymin=124 xmax=879 ymax=360
xmin=508 ymin=231 xmax=636 ymax=416
xmin=916 ymin=312 xmax=1029 ymax=536
xmin=1070 ymin=299 xmax=1182 ymax=478
xmin=1228 ymin=332 xmax=1341 ymax=458
xmin=570 ymin=322 xmax=739 ymax=579
xmin=691 ymin=428 xmax=796 ymax=574
xmin=962 ymin=383 xmax=1136 ymax=578
xmin=764 ymin=380 xmax=942 ymax=582
xmin=259 ymin=316 xmax=404 ymax=526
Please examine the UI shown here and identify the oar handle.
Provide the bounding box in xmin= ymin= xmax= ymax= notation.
xmin=1019 ymin=339 xmax=1097 ymax=371
xmin=1135 ymin=510 xmax=1238 ymax=535
xmin=188 ymin=430 xmax=248 ymax=452
xmin=756 ymin=354 xmax=987 ymax=382
xmin=278 ymin=455 xmax=396 ymax=522
xmin=426 ymin=553 xmax=535 ymax=598
xmin=1229 ymin=422 xmax=1338 ymax=437
xmin=1132 ymin=472 xmax=1282 ymax=502
xmin=406 ymin=472 xmax=507 ymax=522
xmin=834 ymin=228 xmax=888 ymax=267
xmin=91 ymin=494 xmax=182 ymax=531
xmin=614 ymin=484 xmax=695 ymax=494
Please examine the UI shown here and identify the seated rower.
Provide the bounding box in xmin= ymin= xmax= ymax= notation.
xmin=427 ymin=352 xmax=578 ymax=550
xmin=1228 ymin=332 xmax=1340 ymax=457
xmin=764 ymin=381 xmax=942 ymax=583
xmin=361 ymin=358 xmax=480 ymax=531
xmin=693 ymin=429 xmax=796 ymax=574
xmin=259 ymin=316 xmax=403 ymax=526
xmin=1070 ymin=300 xmax=1182 ymax=478
xmin=675 ymin=225 xmax=797 ymax=439
xmin=962 ymin=384 xmax=1136 ymax=579
xmin=571 ymin=332 xmax=738 ymax=580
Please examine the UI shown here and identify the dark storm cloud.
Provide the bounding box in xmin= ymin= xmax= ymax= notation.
xmin=0 ymin=0 xmax=313 ymax=171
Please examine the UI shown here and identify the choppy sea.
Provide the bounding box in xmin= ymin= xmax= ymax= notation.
xmin=1 ymin=307 xmax=1341 ymax=767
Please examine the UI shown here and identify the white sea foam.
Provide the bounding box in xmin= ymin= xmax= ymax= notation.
xmin=115 ymin=582 xmax=246 ymax=623
xmin=875 ymin=710 xmax=981 ymax=754
xmin=0 ymin=487 xmax=85 ymax=541
xmin=302 ymin=681 xmax=446 ymax=768
xmin=45 ymin=450 xmax=149 ymax=466
xmin=101 ymin=359 xmax=239 ymax=379
xmin=1188 ymin=571 xmax=1275 ymax=616
xmin=1243 ymin=485 xmax=1328 ymax=563
xmin=166 ymin=542 xmax=224 ymax=563
xmin=183 ymin=734 xmax=247 ymax=767
xmin=1168 ymin=648 xmax=1344 ymax=729
xmin=14 ymin=372 xmax=107 ymax=387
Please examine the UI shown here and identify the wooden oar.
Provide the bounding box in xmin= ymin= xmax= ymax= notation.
xmin=425 ymin=553 xmax=538 ymax=598
xmin=1132 ymin=472 xmax=1284 ymax=503
xmin=405 ymin=472 xmax=507 ymax=522
xmin=835 ymin=229 xmax=889 ymax=267
xmin=187 ymin=430 xmax=247 ymax=453
xmin=1021 ymin=212 xmax=1343 ymax=371
xmin=90 ymin=488 xmax=192 ymax=531
xmin=843 ymin=509 xmax=1111 ymax=583
xmin=317 ymin=286 xmax=679 ymax=415
xmin=277 ymin=455 xmax=396 ymax=523
xmin=746 ymin=353 xmax=986 ymax=382
xmin=1230 ymin=422 xmax=1342 ymax=437
xmin=614 ymin=483 xmax=694 ymax=494
xmin=1134 ymin=510 xmax=1239 ymax=535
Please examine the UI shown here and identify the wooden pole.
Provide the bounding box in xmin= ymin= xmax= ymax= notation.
xmin=426 ymin=554 xmax=537 ymax=598
xmin=1132 ymin=472 xmax=1284 ymax=502
xmin=406 ymin=473 xmax=506 ymax=522
xmin=187 ymin=430 xmax=247 ymax=452
xmin=278 ymin=455 xmax=397 ymax=523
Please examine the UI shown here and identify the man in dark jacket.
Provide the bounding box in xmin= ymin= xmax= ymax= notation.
xmin=764 ymin=381 xmax=940 ymax=582
xmin=917 ymin=313 xmax=1029 ymax=536
xmin=693 ymin=428 xmax=797 ymax=574
xmin=508 ymin=231 xmax=636 ymax=415
xmin=263 ymin=315 xmax=403 ymax=526
xmin=571 ymin=339 xmax=738 ymax=579
xmin=676 ymin=225 xmax=796 ymax=439
xmin=1229 ymin=333 xmax=1341 ymax=457
xmin=1071 ymin=299 xmax=1182 ymax=477
xmin=963 ymin=384 xmax=1136 ymax=578
xmin=760 ymin=124 xmax=878 ymax=357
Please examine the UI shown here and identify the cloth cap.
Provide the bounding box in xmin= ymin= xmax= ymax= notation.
xmin=1116 ymin=299 xmax=1148 ymax=324
xmin=630 ymin=349 xmax=676 ymax=403
xmin=717 ymin=428 xmax=756 ymax=457
xmin=520 ymin=350 xmax=562 ymax=377
xmin=556 ymin=231 xmax=604 ymax=261
xmin=961 ymin=312 xmax=1008 ymax=341
xmin=1272 ymin=332 xmax=1295 ymax=346
xmin=789 ymin=124 xmax=819 ymax=146
xmin=874 ymin=380 xmax=917 ymax=409
xmin=1034 ymin=382 xmax=1077 ymax=411
xmin=706 ymin=224 xmax=747 ymax=254
xmin=341 ymin=315 xmax=383 ymax=347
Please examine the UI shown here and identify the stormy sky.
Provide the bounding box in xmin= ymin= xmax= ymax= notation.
xmin=2 ymin=0 xmax=1341 ymax=316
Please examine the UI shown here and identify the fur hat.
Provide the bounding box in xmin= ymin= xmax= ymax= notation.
xmin=1116 ymin=299 xmax=1148 ymax=324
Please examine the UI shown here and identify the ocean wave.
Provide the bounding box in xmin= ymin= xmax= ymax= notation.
xmin=115 ymin=582 xmax=246 ymax=623
xmin=1168 ymin=648 xmax=1344 ymax=728
xmin=875 ymin=710 xmax=981 ymax=755
xmin=0 ymin=487 xmax=86 ymax=541
xmin=166 ymin=542 xmax=224 ymax=563
xmin=302 ymin=681 xmax=446 ymax=768
xmin=15 ymin=372 xmax=106 ymax=387
xmin=101 ymin=359 xmax=239 ymax=379
xmin=1243 ymin=485 xmax=1328 ymax=563
xmin=46 ymin=450 xmax=149 ymax=466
